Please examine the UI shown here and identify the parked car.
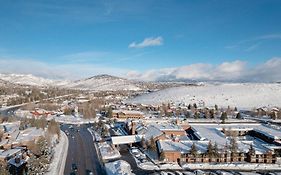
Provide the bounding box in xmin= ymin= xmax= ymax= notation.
xmin=71 ymin=163 xmax=78 ymax=172
xmin=194 ymin=170 xmax=206 ymax=175
xmin=175 ymin=171 xmax=184 ymax=175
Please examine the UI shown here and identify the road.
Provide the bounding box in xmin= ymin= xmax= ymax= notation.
xmin=0 ymin=94 xmax=73 ymax=116
xmin=61 ymin=124 xmax=105 ymax=175
xmin=0 ymin=106 xmax=21 ymax=117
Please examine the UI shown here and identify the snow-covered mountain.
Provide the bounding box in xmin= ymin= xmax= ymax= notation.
xmin=0 ymin=73 xmax=66 ymax=87
xmin=65 ymin=74 xmax=142 ymax=91
xmin=0 ymin=73 xmax=154 ymax=91
xmin=127 ymin=83 xmax=281 ymax=109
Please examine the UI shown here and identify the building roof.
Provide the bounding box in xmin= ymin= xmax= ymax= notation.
xmin=15 ymin=127 xmax=44 ymax=143
xmin=0 ymin=148 xmax=22 ymax=159
xmin=158 ymin=140 xmax=208 ymax=154
xmin=137 ymin=125 xmax=164 ymax=140
xmin=113 ymin=110 xmax=144 ymax=115
xmin=154 ymin=123 xmax=185 ymax=131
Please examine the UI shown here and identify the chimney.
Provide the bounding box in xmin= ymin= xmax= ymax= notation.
xmin=131 ymin=121 xmax=136 ymax=135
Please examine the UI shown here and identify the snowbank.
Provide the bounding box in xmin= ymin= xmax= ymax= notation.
xmin=45 ymin=131 xmax=68 ymax=175
xmin=105 ymin=160 xmax=135 ymax=175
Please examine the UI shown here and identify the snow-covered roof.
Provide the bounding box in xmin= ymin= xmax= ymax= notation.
xmin=157 ymin=140 xmax=208 ymax=154
xmin=15 ymin=127 xmax=44 ymax=143
xmin=154 ymin=123 xmax=184 ymax=131
xmin=254 ymin=124 xmax=281 ymax=140
xmin=137 ymin=125 xmax=163 ymax=140
xmin=0 ymin=148 xmax=22 ymax=159
xmin=113 ymin=110 xmax=144 ymax=115
xmin=189 ymin=123 xmax=280 ymax=154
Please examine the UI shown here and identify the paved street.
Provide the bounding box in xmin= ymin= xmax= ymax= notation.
xmin=61 ymin=124 xmax=105 ymax=175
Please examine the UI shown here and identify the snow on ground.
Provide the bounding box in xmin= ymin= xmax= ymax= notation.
xmin=98 ymin=142 xmax=121 ymax=161
xmin=105 ymin=160 xmax=135 ymax=175
xmin=45 ymin=131 xmax=68 ymax=175
xmin=54 ymin=115 xmax=97 ymax=124
xmin=127 ymin=83 xmax=281 ymax=109
xmin=182 ymin=162 xmax=281 ymax=171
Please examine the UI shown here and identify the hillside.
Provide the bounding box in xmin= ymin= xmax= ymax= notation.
xmin=0 ymin=73 xmax=61 ymax=87
xmin=127 ymin=83 xmax=281 ymax=109
xmin=0 ymin=73 xmax=201 ymax=92
xmin=61 ymin=74 xmax=142 ymax=91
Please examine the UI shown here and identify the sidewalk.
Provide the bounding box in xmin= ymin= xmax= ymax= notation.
xmin=45 ymin=131 xmax=69 ymax=175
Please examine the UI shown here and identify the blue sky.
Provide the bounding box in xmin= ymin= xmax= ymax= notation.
xmin=0 ymin=0 xmax=281 ymax=81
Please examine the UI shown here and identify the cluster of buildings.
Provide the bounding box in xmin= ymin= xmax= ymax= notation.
xmin=156 ymin=123 xmax=281 ymax=164
xmin=108 ymin=107 xmax=281 ymax=166
xmin=0 ymin=122 xmax=44 ymax=173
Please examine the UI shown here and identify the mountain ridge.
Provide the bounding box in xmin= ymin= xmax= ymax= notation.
xmin=0 ymin=73 xmax=199 ymax=91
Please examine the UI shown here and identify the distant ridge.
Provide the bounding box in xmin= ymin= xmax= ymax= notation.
xmin=0 ymin=73 xmax=196 ymax=91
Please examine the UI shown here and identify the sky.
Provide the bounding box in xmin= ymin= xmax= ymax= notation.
xmin=0 ymin=0 xmax=281 ymax=82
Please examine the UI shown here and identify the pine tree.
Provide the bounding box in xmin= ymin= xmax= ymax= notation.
xmin=106 ymin=107 xmax=113 ymax=118
xmin=193 ymin=103 xmax=197 ymax=109
xmin=210 ymin=109 xmax=215 ymax=119
xmin=215 ymin=104 xmax=218 ymax=111
xmin=194 ymin=112 xmax=200 ymax=119
xmin=236 ymin=112 xmax=242 ymax=119
xmin=269 ymin=111 xmax=277 ymax=120
xmin=248 ymin=144 xmax=255 ymax=156
xmin=207 ymin=141 xmax=214 ymax=157
xmin=190 ymin=142 xmax=198 ymax=157
xmin=220 ymin=112 xmax=227 ymax=123
xmin=213 ymin=142 xmax=219 ymax=158
xmin=230 ymin=137 xmax=238 ymax=158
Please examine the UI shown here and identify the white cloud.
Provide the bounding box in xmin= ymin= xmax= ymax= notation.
xmin=129 ymin=36 xmax=163 ymax=48
xmin=0 ymin=58 xmax=131 ymax=80
xmin=1 ymin=57 xmax=281 ymax=83
xmin=127 ymin=58 xmax=281 ymax=83
xmin=225 ymin=33 xmax=281 ymax=51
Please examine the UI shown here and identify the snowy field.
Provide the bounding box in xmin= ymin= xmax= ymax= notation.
xmin=127 ymin=83 xmax=281 ymax=109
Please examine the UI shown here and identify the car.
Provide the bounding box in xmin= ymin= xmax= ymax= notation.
xmin=175 ymin=171 xmax=184 ymax=175
xmin=167 ymin=172 xmax=176 ymax=175
xmin=85 ymin=170 xmax=93 ymax=175
xmin=161 ymin=172 xmax=168 ymax=175
xmin=182 ymin=171 xmax=195 ymax=175
xmin=194 ymin=170 xmax=206 ymax=175
xmin=215 ymin=171 xmax=232 ymax=175
xmin=71 ymin=163 xmax=78 ymax=172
